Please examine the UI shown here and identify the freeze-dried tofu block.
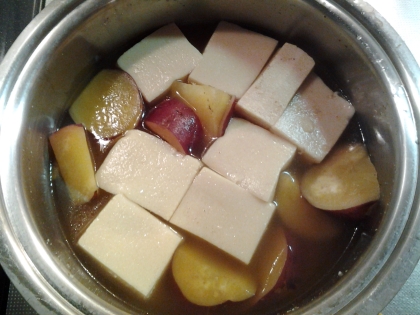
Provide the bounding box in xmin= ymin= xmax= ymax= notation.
xmin=237 ymin=43 xmax=315 ymax=129
xmin=188 ymin=21 xmax=278 ymax=99
xmin=202 ymin=118 xmax=296 ymax=202
xmin=78 ymin=194 xmax=183 ymax=298
xmin=117 ymin=23 xmax=202 ymax=103
xmin=96 ymin=130 xmax=202 ymax=220
xmin=271 ymin=73 xmax=355 ymax=163
xmin=170 ymin=167 xmax=276 ymax=264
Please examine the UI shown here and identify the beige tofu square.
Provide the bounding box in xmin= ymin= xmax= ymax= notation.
xmin=96 ymin=130 xmax=202 ymax=220
xmin=271 ymin=73 xmax=355 ymax=163
xmin=117 ymin=23 xmax=202 ymax=103
xmin=78 ymin=194 xmax=183 ymax=298
xmin=202 ymin=118 xmax=296 ymax=202
xmin=188 ymin=21 xmax=278 ymax=99
xmin=237 ymin=43 xmax=315 ymax=129
xmin=170 ymin=167 xmax=276 ymax=264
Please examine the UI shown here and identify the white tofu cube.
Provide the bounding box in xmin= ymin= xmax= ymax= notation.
xmin=117 ymin=23 xmax=202 ymax=103
xmin=96 ymin=130 xmax=202 ymax=220
xmin=236 ymin=43 xmax=315 ymax=129
xmin=188 ymin=21 xmax=278 ymax=99
xmin=170 ymin=167 xmax=276 ymax=264
xmin=202 ymin=118 xmax=296 ymax=202
xmin=271 ymin=73 xmax=355 ymax=163
xmin=78 ymin=194 xmax=183 ymax=298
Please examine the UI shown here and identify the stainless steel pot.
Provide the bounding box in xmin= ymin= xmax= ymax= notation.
xmin=1 ymin=0 xmax=420 ymax=314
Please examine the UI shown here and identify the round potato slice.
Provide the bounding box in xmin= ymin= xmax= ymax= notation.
xmin=69 ymin=69 xmax=142 ymax=138
xmin=172 ymin=241 xmax=256 ymax=306
xmin=301 ymin=143 xmax=380 ymax=211
xmin=276 ymin=172 xmax=342 ymax=240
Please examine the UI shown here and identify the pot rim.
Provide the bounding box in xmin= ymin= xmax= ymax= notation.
xmin=0 ymin=0 xmax=419 ymax=314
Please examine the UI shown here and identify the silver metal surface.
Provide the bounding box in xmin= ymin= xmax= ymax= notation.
xmin=0 ymin=0 xmax=419 ymax=314
xmin=362 ymin=2 xmax=420 ymax=313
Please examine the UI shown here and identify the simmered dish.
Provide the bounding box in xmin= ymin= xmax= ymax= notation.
xmin=49 ymin=21 xmax=380 ymax=314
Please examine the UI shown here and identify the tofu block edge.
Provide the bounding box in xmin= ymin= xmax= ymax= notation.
xmin=202 ymin=118 xmax=296 ymax=202
xmin=117 ymin=23 xmax=202 ymax=103
xmin=170 ymin=167 xmax=276 ymax=264
xmin=189 ymin=21 xmax=278 ymax=99
xmin=78 ymin=194 xmax=183 ymax=298
xmin=236 ymin=43 xmax=315 ymax=129
xmin=271 ymin=73 xmax=355 ymax=163
xmin=96 ymin=129 xmax=203 ymax=221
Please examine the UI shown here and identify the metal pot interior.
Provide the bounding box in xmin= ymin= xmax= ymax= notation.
xmin=0 ymin=0 xmax=418 ymax=314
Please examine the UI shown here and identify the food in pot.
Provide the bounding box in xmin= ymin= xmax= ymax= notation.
xmin=78 ymin=193 xmax=182 ymax=298
xmin=117 ymin=23 xmax=202 ymax=103
xmin=202 ymin=118 xmax=296 ymax=202
xmin=144 ymin=98 xmax=204 ymax=155
xmin=236 ymin=42 xmax=315 ymax=129
xmin=275 ymin=172 xmax=343 ymax=240
xmin=271 ymin=72 xmax=356 ymax=163
xmin=49 ymin=21 xmax=380 ymax=314
xmin=69 ymin=69 xmax=143 ymax=139
xmin=172 ymin=241 xmax=257 ymax=306
xmin=301 ymin=142 xmax=380 ymax=217
xmin=95 ymin=129 xmax=202 ymax=221
xmin=170 ymin=81 xmax=235 ymax=141
xmin=49 ymin=124 xmax=97 ymax=205
xmin=188 ymin=21 xmax=278 ymax=99
xmin=169 ymin=166 xmax=275 ymax=265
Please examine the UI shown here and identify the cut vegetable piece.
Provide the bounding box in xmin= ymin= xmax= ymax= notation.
xmin=188 ymin=21 xmax=278 ymax=99
xmin=69 ymin=69 xmax=142 ymax=139
xmin=117 ymin=23 xmax=202 ymax=103
xmin=202 ymin=118 xmax=296 ymax=202
xmin=144 ymin=98 xmax=203 ymax=155
xmin=171 ymin=81 xmax=234 ymax=141
xmin=301 ymin=143 xmax=380 ymax=211
xmin=250 ymin=224 xmax=288 ymax=299
xmin=271 ymin=73 xmax=355 ymax=163
xmin=172 ymin=241 xmax=257 ymax=306
xmin=78 ymin=194 xmax=183 ymax=298
xmin=275 ymin=172 xmax=342 ymax=240
xmin=49 ymin=124 xmax=97 ymax=205
xmin=96 ymin=129 xmax=202 ymax=220
xmin=237 ymin=43 xmax=315 ymax=129
xmin=170 ymin=167 xmax=275 ymax=264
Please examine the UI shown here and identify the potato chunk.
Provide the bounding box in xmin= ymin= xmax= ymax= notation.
xmin=276 ymin=172 xmax=341 ymax=240
xmin=172 ymin=241 xmax=257 ymax=306
xmin=49 ymin=124 xmax=97 ymax=204
xmin=301 ymin=143 xmax=380 ymax=211
xmin=171 ymin=81 xmax=234 ymax=141
xmin=69 ymin=69 xmax=142 ymax=139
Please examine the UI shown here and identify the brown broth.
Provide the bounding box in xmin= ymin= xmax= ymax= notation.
xmin=52 ymin=23 xmax=371 ymax=315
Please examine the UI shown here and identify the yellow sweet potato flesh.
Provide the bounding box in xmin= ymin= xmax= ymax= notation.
xmin=49 ymin=124 xmax=97 ymax=205
xmin=172 ymin=241 xmax=256 ymax=306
